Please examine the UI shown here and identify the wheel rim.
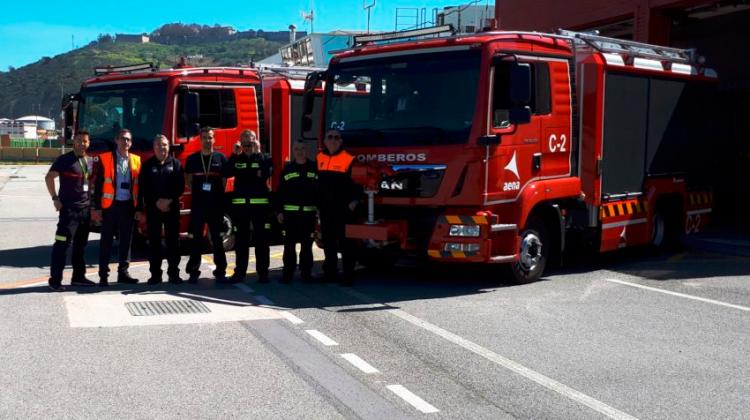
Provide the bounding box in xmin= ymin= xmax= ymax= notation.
xmin=519 ymin=232 xmax=542 ymax=272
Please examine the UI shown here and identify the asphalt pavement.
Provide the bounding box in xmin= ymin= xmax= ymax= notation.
xmin=1 ymin=164 xmax=748 ymax=419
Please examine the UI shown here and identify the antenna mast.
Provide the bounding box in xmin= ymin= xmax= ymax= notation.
xmin=363 ymin=0 xmax=376 ymax=34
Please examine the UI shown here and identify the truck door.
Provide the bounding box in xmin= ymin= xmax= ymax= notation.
xmin=484 ymin=59 xmax=554 ymax=203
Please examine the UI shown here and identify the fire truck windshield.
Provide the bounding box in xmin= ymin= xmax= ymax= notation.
xmin=325 ymin=49 xmax=480 ymax=146
xmin=79 ymin=81 xmax=166 ymax=152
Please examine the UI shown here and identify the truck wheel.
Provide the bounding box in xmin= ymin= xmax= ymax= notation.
xmin=208 ymin=212 xmax=235 ymax=252
xmin=507 ymin=216 xmax=548 ymax=284
xmin=358 ymin=246 xmax=399 ymax=272
xmin=651 ymin=208 xmax=678 ymax=251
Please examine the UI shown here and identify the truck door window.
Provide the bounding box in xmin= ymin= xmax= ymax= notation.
xmin=179 ymin=89 xmax=237 ymax=129
xmin=492 ymin=61 xmax=551 ymax=128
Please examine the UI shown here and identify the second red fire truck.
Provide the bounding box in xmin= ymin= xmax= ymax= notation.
xmin=62 ymin=61 xmax=321 ymax=249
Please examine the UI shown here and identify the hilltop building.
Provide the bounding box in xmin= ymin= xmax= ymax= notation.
xmin=115 ymin=34 xmax=150 ymax=43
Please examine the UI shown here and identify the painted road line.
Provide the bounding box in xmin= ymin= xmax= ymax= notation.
xmin=255 ymin=295 xmax=274 ymax=306
xmin=306 ymin=329 xmax=339 ymax=346
xmin=341 ymin=289 xmax=638 ymax=420
xmin=0 ymin=262 xmax=149 ymax=290
xmin=341 ymin=353 xmax=380 ymax=374
xmin=386 ymin=384 xmax=439 ymax=414
xmin=606 ymin=278 xmax=750 ymax=312
xmin=280 ymin=311 xmax=304 ymax=325
xmin=234 ymin=283 xmax=255 ymax=294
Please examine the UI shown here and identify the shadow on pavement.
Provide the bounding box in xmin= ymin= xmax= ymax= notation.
xmin=1 ymin=245 xmax=747 ymax=310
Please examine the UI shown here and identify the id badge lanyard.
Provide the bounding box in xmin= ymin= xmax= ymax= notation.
xmin=201 ymin=153 xmax=214 ymax=192
xmin=79 ymin=157 xmax=90 ymax=192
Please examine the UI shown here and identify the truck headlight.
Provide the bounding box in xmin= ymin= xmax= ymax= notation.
xmin=449 ymin=224 xmax=481 ymax=237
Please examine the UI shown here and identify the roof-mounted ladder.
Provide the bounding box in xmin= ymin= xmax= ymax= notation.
xmin=557 ymin=29 xmax=697 ymax=65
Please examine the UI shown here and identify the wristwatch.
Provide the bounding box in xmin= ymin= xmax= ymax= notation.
xmin=51 ymin=195 xmax=59 ymax=201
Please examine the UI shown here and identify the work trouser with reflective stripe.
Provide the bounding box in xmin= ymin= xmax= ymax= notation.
xmin=231 ymin=197 xmax=271 ymax=278
xmin=281 ymin=206 xmax=316 ymax=280
xmin=50 ymin=205 xmax=90 ymax=286
xmin=186 ymin=204 xmax=227 ymax=279
xmin=99 ymin=200 xmax=135 ymax=279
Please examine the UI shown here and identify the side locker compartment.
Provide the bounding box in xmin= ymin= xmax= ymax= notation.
xmin=599 ymin=73 xmax=651 ymax=251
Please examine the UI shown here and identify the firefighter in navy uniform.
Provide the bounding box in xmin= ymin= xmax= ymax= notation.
xmin=275 ymin=140 xmax=318 ymax=283
xmin=184 ymin=127 xmax=228 ymax=283
xmin=316 ymin=129 xmax=362 ymax=286
xmin=45 ymin=131 xmax=96 ymax=291
xmin=137 ymin=135 xmax=185 ymax=285
xmin=223 ymin=129 xmax=273 ymax=283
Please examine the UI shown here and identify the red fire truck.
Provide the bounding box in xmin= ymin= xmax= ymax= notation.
xmin=62 ymin=61 xmax=321 ymax=249
xmin=302 ymin=26 xmax=717 ymax=283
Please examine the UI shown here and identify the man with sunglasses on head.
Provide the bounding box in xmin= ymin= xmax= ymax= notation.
xmin=91 ymin=128 xmax=142 ymax=286
xmin=223 ymin=129 xmax=273 ymax=283
xmin=316 ymin=129 xmax=362 ymax=286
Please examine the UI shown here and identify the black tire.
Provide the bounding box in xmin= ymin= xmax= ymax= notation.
xmin=506 ymin=216 xmax=549 ymax=284
xmin=358 ymin=246 xmax=399 ymax=272
xmin=650 ymin=207 xmax=680 ymax=252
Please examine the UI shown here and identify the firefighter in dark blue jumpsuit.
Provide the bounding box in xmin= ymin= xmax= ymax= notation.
xmin=184 ymin=127 xmax=229 ymax=283
xmin=45 ymin=131 xmax=95 ymax=291
xmin=275 ymin=139 xmax=318 ymax=283
xmin=224 ymin=130 xmax=273 ymax=283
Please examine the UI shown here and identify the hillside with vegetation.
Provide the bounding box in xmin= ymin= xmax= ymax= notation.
xmin=0 ymin=24 xmax=284 ymax=122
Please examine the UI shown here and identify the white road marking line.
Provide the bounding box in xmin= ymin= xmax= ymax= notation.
xmin=305 ymin=329 xmax=339 ymax=346
xmin=605 ymin=278 xmax=750 ymax=312
xmin=234 ymin=283 xmax=255 ymax=294
xmin=341 ymin=289 xmax=637 ymax=420
xmin=280 ymin=311 xmax=304 ymax=325
xmin=255 ymin=295 xmax=274 ymax=306
xmin=386 ymin=384 xmax=439 ymax=414
xmin=341 ymin=353 xmax=380 ymax=374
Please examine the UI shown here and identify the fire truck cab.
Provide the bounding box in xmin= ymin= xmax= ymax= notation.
xmin=303 ymin=26 xmax=717 ymax=283
xmin=63 ymin=61 xmax=320 ymax=249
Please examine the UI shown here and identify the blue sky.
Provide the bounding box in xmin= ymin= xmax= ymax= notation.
xmin=0 ymin=0 xmax=488 ymax=70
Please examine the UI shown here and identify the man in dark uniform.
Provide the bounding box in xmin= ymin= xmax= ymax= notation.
xmin=91 ymin=128 xmax=141 ymax=286
xmin=224 ymin=129 xmax=273 ymax=283
xmin=45 ymin=131 xmax=96 ymax=291
xmin=316 ymin=129 xmax=362 ymax=286
xmin=137 ymin=134 xmax=185 ymax=285
xmin=184 ymin=127 xmax=228 ymax=283
xmin=276 ymin=140 xmax=318 ymax=283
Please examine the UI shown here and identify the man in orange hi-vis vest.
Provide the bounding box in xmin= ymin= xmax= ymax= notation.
xmin=91 ymin=129 xmax=142 ymax=286
xmin=316 ymin=129 xmax=362 ymax=286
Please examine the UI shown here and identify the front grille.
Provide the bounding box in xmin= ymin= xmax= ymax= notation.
xmin=377 ymin=166 xmax=445 ymax=198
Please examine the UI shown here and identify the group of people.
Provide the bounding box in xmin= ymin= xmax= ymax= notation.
xmin=46 ymin=127 xmax=360 ymax=292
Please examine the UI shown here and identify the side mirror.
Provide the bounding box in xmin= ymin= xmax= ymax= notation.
xmin=302 ymin=115 xmax=313 ymax=133
xmin=301 ymin=71 xmax=325 ymax=139
xmin=61 ymin=93 xmax=79 ymax=145
xmin=179 ymin=91 xmax=200 ymax=138
xmin=510 ymin=62 xmax=531 ymax=106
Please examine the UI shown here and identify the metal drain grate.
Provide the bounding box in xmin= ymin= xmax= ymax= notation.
xmin=125 ymin=300 xmax=211 ymax=316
